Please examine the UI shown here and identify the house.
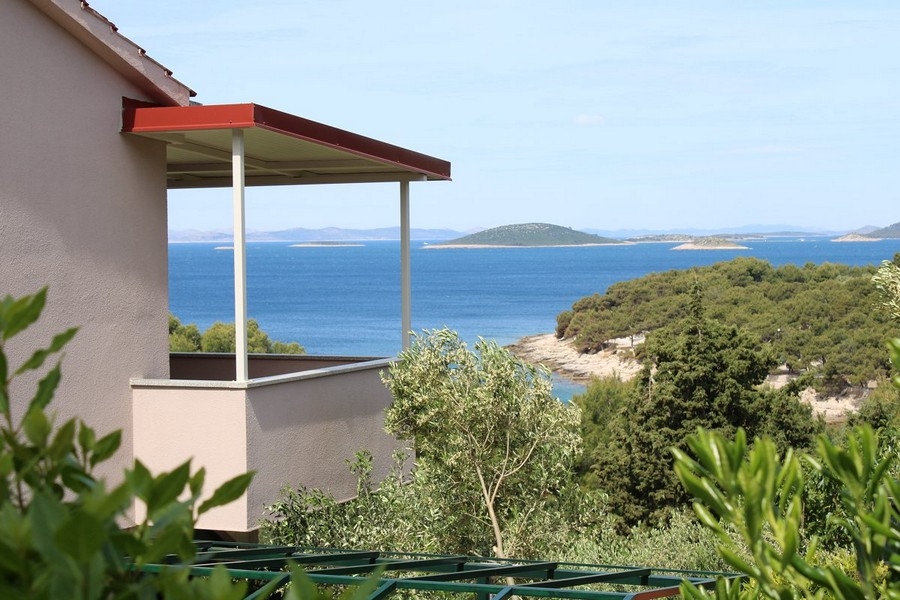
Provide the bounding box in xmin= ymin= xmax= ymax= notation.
xmin=0 ymin=0 xmax=450 ymax=538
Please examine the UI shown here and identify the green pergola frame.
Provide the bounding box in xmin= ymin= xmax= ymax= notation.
xmin=142 ymin=541 xmax=739 ymax=600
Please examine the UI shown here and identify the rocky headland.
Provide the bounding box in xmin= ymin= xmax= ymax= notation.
xmin=508 ymin=333 xmax=868 ymax=423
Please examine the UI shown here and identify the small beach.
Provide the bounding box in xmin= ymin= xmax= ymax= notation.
xmin=508 ymin=333 xmax=866 ymax=422
xmin=507 ymin=334 xmax=642 ymax=382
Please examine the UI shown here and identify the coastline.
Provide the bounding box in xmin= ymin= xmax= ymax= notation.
xmin=671 ymin=243 xmax=750 ymax=250
xmin=424 ymin=242 xmax=634 ymax=249
xmin=507 ymin=333 xmax=642 ymax=382
xmin=508 ymin=333 xmax=865 ymax=422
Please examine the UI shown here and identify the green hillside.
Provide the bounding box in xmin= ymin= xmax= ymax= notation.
xmin=869 ymin=221 xmax=900 ymax=238
xmin=437 ymin=223 xmax=618 ymax=247
xmin=556 ymin=257 xmax=899 ymax=388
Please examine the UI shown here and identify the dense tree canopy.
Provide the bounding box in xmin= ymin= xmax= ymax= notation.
xmin=589 ymin=284 xmax=822 ymax=526
xmin=168 ymin=315 xmax=304 ymax=355
xmin=557 ymin=257 xmax=898 ymax=388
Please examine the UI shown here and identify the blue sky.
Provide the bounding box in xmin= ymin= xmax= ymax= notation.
xmin=92 ymin=1 xmax=899 ymax=233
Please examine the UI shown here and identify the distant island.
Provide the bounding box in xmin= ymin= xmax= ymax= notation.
xmin=289 ymin=241 xmax=364 ymax=247
xmin=671 ymin=236 xmax=750 ymax=251
xmin=832 ymin=234 xmax=881 ymax=243
xmin=167 ymin=220 xmax=900 ymax=243
xmin=428 ymin=223 xmax=620 ymax=248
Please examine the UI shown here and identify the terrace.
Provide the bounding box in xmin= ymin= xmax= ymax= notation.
xmin=124 ymin=102 xmax=450 ymax=535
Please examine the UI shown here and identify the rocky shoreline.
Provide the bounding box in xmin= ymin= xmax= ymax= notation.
xmin=507 ymin=334 xmax=642 ymax=382
xmin=508 ymin=333 xmax=867 ymax=423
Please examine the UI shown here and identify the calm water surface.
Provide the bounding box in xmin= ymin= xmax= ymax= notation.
xmin=169 ymin=238 xmax=900 ymax=399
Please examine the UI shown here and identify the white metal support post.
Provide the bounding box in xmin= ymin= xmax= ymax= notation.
xmin=232 ymin=129 xmax=249 ymax=381
xmin=400 ymin=180 xmax=411 ymax=350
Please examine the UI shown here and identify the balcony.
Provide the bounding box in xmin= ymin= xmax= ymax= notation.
xmin=131 ymin=353 xmax=404 ymax=535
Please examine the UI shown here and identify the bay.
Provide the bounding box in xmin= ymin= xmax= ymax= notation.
xmin=169 ymin=238 xmax=900 ymax=398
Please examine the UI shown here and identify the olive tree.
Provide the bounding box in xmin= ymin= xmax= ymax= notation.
xmin=873 ymin=254 xmax=900 ymax=322
xmin=874 ymin=256 xmax=900 ymax=390
xmin=381 ymin=329 xmax=581 ymax=559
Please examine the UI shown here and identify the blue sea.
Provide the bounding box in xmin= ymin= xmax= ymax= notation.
xmin=169 ymin=238 xmax=900 ymax=398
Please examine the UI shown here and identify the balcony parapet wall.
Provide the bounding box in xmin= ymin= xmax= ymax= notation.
xmin=131 ymin=356 xmax=401 ymax=534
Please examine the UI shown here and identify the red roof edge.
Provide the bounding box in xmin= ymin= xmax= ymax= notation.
xmin=28 ymin=0 xmax=195 ymax=106
xmin=123 ymin=103 xmax=451 ymax=181
xmin=250 ymin=104 xmax=451 ymax=181
xmin=122 ymin=103 xmax=257 ymax=132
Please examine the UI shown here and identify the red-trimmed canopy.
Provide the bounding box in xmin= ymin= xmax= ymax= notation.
xmin=122 ymin=101 xmax=448 ymax=376
xmin=122 ymin=103 xmax=451 ymax=189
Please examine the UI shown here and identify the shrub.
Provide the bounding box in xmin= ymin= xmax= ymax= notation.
xmin=0 ymin=288 xmax=257 ymax=598
xmin=674 ymin=426 xmax=900 ymax=599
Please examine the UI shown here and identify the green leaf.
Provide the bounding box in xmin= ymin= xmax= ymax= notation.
xmin=14 ymin=327 xmax=78 ymax=375
xmin=198 ymin=471 xmax=254 ymax=515
xmin=189 ymin=468 xmax=206 ymax=498
xmin=0 ymin=351 xmax=8 ymax=411
xmin=27 ymin=362 xmax=62 ymax=413
xmin=139 ymin=521 xmax=192 ymax=565
xmin=339 ymin=565 xmax=386 ymax=600
xmin=84 ymin=481 xmax=133 ymax=520
xmin=250 ymin=572 xmax=292 ymax=600
xmin=130 ymin=460 xmax=153 ymax=498
xmin=204 ymin=565 xmax=248 ymax=600
xmin=693 ymin=502 xmax=726 ymax=536
xmin=23 ymin=407 xmax=51 ymax=447
xmin=0 ymin=540 xmax=25 ymax=576
xmin=78 ymin=421 xmax=96 ymax=453
xmin=60 ymin=463 xmax=96 ymax=493
xmin=54 ymin=512 xmax=107 ymax=558
xmin=145 ymin=462 xmax=191 ymax=515
xmin=284 ymin=565 xmax=323 ymax=600
xmin=48 ymin=419 xmax=76 ymax=462
xmin=718 ymin=544 xmax=756 ymax=576
xmin=89 ymin=430 xmax=122 ymax=467
xmin=0 ymin=453 xmax=13 ymax=478
xmin=28 ymin=491 xmax=66 ymax=560
xmin=112 ymin=531 xmax=146 ymax=562
xmin=1 ymin=287 xmax=46 ymax=341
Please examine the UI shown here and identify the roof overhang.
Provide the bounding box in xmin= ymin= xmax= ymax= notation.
xmin=30 ymin=0 xmax=194 ymax=106
xmin=122 ymin=103 xmax=451 ymax=189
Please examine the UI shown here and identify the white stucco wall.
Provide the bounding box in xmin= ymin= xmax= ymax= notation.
xmin=245 ymin=365 xmax=403 ymax=522
xmin=132 ymin=386 xmax=249 ymax=531
xmin=0 ymin=0 xmax=170 ymax=486
xmin=131 ymin=361 xmax=402 ymax=534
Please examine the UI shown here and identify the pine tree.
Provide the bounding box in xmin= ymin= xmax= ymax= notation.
xmin=594 ymin=280 xmax=818 ymax=526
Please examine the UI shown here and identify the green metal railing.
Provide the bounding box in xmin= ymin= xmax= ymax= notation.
xmin=140 ymin=541 xmax=739 ymax=600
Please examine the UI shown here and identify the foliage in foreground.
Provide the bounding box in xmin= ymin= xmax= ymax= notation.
xmin=0 ymin=289 xmax=259 ymax=598
xmin=169 ymin=314 xmax=305 ymax=354
xmin=675 ymin=425 xmax=900 ymax=599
